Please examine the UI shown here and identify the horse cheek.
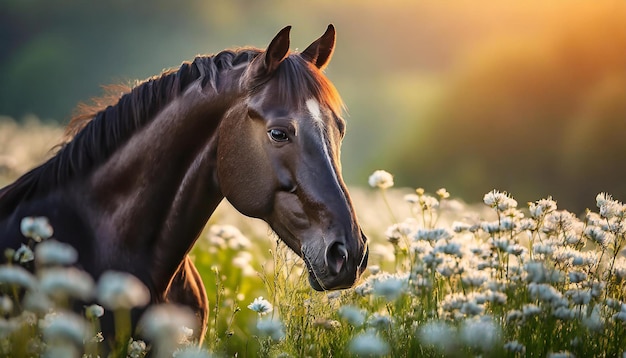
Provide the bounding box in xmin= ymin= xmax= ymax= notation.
xmin=216 ymin=131 xmax=274 ymax=219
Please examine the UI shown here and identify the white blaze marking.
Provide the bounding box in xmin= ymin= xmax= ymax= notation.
xmin=306 ymin=98 xmax=324 ymax=129
xmin=306 ymin=98 xmax=341 ymax=188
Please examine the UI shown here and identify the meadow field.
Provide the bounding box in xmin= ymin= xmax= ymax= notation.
xmin=1 ymin=119 xmax=626 ymax=357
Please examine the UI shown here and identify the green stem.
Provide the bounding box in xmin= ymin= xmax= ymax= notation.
xmin=605 ymin=233 xmax=624 ymax=301
xmin=114 ymin=308 xmax=130 ymax=357
xmin=212 ymin=267 xmax=222 ymax=350
xmin=85 ymin=318 xmax=102 ymax=358
xmin=381 ymin=189 xmax=398 ymax=224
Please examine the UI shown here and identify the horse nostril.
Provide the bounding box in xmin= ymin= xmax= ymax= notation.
xmin=326 ymin=242 xmax=348 ymax=276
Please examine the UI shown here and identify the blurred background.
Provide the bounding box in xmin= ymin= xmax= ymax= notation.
xmin=1 ymin=0 xmax=625 ymax=212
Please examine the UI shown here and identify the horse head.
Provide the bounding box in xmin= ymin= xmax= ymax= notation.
xmin=216 ymin=25 xmax=368 ymax=290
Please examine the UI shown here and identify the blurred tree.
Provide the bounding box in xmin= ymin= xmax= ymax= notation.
xmin=1 ymin=0 xmax=625 ymax=211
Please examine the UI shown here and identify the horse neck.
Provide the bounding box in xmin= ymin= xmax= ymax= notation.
xmin=86 ymin=81 xmax=236 ymax=294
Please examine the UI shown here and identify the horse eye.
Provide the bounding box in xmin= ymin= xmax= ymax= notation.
xmin=268 ymin=129 xmax=289 ymax=142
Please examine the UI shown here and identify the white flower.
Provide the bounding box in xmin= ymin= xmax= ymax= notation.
xmin=542 ymin=211 xmax=577 ymax=234
xmin=22 ymin=289 xmax=53 ymax=314
xmin=138 ymin=304 xmax=198 ymax=343
xmin=0 ymin=317 xmax=18 ymax=338
xmin=529 ymin=197 xmax=557 ymax=218
xmin=548 ymin=351 xmax=575 ymax=358
xmin=436 ymin=259 xmax=461 ymax=278
xmin=372 ymin=275 xmax=406 ymax=301
xmin=462 ymin=271 xmax=489 ymax=287
xmin=367 ymin=265 xmax=380 ymax=275
xmin=596 ymin=192 xmax=625 ymax=219
xmin=40 ymin=311 xmax=89 ymax=345
xmin=0 ymin=296 xmax=11 ymax=316
xmin=385 ymin=220 xmax=416 ymax=244
xmin=584 ymin=226 xmax=608 ymax=247
xmin=434 ymin=241 xmax=463 ymax=258
xmin=483 ymin=190 xmax=517 ymax=210
xmin=338 ymin=305 xmax=366 ymax=327
xmin=522 ymin=304 xmax=542 ymax=317
xmin=441 ymin=292 xmax=466 ymax=312
xmin=39 ymin=267 xmax=95 ymax=301
xmin=504 ymin=340 xmax=526 ymax=353
xmin=96 ymin=271 xmax=150 ymax=310
xmin=232 ymin=252 xmax=256 ymax=276
xmin=499 ymin=216 xmax=517 ymax=231
xmin=451 ymin=221 xmax=472 ymax=233
xmin=371 ymin=243 xmax=396 ymax=263
xmin=173 ymin=346 xmax=214 ymax=358
xmin=348 ymin=329 xmax=390 ymax=356
xmin=354 ymin=280 xmax=372 ymax=297
xmin=436 ymin=188 xmax=450 ymax=199
xmin=247 ymin=296 xmax=273 ymax=315
xmin=419 ymin=195 xmax=440 ymax=210
xmin=419 ymin=321 xmax=457 ymax=351
xmin=13 ymin=244 xmax=34 ymax=263
xmin=506 ymin=310 xmax=523 ymax=323
xmin=481 ymin=221 xmax=502 ymax=234
xmin=613 ymin=311 xmax=626 ymax=322
xmin=85 ymin=304 xmax=104 ymax=319
xmin=571 ymin=251 xmax=599 ymax=267
xmin=207 ymin=225 xmax=251 ymax=250
xmin=422 ymin=252 xmax=443 ymax=268
xmin=0 ymin=265 xmax=37 ymax=290
xmin=528 ymin=283 xmax=563 ymax=304
xmin=583 ymin=305 xmax=604 ymax=331
xmin=368 ymin=312 xmax=394 ymax=330
xmin=368 ymin=170 xmax=394 ymax=189
xmin=519 ymin=218 xmax=537 ymax=231
xmin=583 ymin=280 xmax=606 ymax=298
xmin=35 ymin=240 xmax=78 ymax=266
xmin=532 ymin=243 xmax=555 ymax=256
xmin=566 ymin=289 xmax=592 ymax=305
xmin=613 ymin=257 xmax=626 ymax=280
xmin=481 ymin=290 xmax=507 ymax=305
xmin=525 ymin=261 xmax=564 ymax=283
xmin=256 ymin=317 xmax=285 ymax=341
xmin=43 ymin=344 xmax=80 ymax=358
xmin=596 ymin=192 xmax=614 ymax=207
xmin=568 ymin=271 xmax=587 ymax=283
xmin=552 ymin=246 xmax=582 ymax=265
xmin=20 ymin=216 xmax=54 ymax=241
xmin=177 ymin=325 xmax=195 ymax=345
xmin=127 ymin=338 xmax=148 ymax=358
xmin=506 ymin=244 xmax=526 ymax=256
xmin=553 ymin=306 xmax=575 ymax=320
xmin=460 ymin=300 xmax=485 ymax=316
xmin=460 ymin=316 xmax=501 ymax=351
xmin=414 ymin=228 xmax=452 ymax=242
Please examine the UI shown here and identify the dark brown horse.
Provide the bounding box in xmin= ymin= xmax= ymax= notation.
xmin=0 ymin=25 xmax=368 ymax=340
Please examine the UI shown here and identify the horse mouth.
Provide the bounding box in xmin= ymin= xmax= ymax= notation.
xmin=300 ymin=238 xmax=370 ymax=291
xmin=302 ymin=253 xmax=326 ymax=291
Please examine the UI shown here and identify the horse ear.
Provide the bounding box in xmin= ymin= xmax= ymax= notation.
xmin=301 ymin=24 xmax=336 ymax=70
xmin=252 ymin=25 xmax=291 ymax=78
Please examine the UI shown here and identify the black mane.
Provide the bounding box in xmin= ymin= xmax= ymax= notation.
xmin=0 ymin=49 xmax=261 ymax=218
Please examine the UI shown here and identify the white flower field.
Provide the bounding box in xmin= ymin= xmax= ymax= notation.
xmin=1 ymin=120 xmax=626 ymax=357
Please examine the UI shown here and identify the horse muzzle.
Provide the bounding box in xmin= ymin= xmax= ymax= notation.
xmin=303 ymin=232 xmax=369 ymax=291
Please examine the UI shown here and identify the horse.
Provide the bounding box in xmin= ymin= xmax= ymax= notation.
xmin=0 ymin=25 xmax=369 ymax=342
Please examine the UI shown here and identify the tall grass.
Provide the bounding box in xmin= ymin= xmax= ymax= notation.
xmin=1 ymin=120 xmax=625 ymax=357
xmin=237 ymin=178 xmax=626 ymax=357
